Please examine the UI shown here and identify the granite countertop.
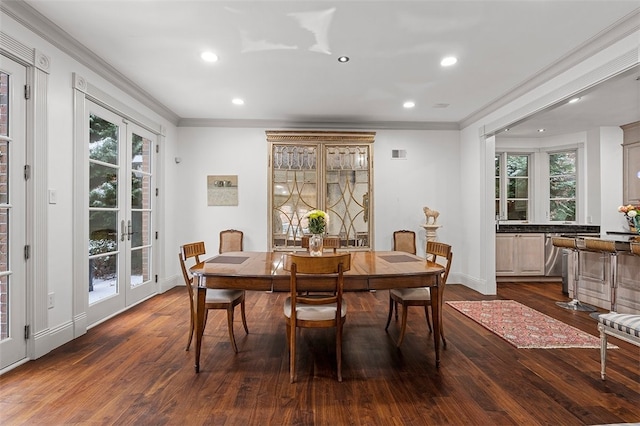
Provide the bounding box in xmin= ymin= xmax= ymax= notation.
xmin=496 ymin=223 xmax=601 ymax=234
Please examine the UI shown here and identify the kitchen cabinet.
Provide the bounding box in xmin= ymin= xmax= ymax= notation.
xmin=496 ymin=233 xmax=545 ymax=276
xmin=622 ymin=121 xmax=640 ymax=204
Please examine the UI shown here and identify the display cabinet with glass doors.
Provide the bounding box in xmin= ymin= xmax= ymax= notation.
xmin=267 ymin=131 xmax=374 ymax=251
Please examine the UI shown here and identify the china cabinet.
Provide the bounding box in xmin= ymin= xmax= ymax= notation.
xmin=266 ymin=131 xmax=374 ymax=251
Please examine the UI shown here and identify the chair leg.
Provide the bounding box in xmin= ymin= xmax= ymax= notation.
xmin=599 ymin=324 xmax=607 ymax=380
xmin=186 ymin=308 xmax=194 ymax=351
xmin=440 ymin=321 xmax=447 ymax=349
xmin=240 ymin=298 xmax=249 ymax=335
xmin=227 ymin=306 xmax=238 ymax=353
xmin=397 ymin=303 xmax=408 ymax=348
xmin=290 ymin=323 xmax=296 ymax=383
xmin=385 ymin=296 xmax=394 ymax=331
xmin=423 ymin=304 xmax=433 ymax=333
xmin=337 ymin=320 xmax=343 ymax=382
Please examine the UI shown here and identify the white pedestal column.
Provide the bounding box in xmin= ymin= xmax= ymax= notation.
xmin=421 ymin=224 xmax=441 ymax=245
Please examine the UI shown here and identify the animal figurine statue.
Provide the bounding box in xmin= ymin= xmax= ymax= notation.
xmin=423 ymin=206 xmax=440 ymax=225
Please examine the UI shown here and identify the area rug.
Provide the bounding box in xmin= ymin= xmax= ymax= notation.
xmin=446 ymin=300 xmax=616 ymax=349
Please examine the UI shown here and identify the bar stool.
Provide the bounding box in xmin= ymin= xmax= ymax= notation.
xmin=552 ymin=237 xmax=596 ymax=311
xmin=597 ymin=240 xmax=640 ymax=380
xmin=583 ymin=238 xmax=619 ymax=314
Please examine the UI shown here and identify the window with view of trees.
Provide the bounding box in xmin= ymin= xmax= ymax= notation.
xmin=496 ymin=153 xmax=530 ymax=221
xmin=549 ymin=150 xmax=576 ymax=221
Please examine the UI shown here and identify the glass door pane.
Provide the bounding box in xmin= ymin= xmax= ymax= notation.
xmin=272 ymin=145 xmax=318 ymax=249
xmin=325 ymin=145 xmax=370 ymax=247
xmin=88 ymin=113 xmax=121 ymax=304
xmin=0 ymin=57 xmax=27 ymax=370
xmin=128 ymin=129 xmax=154 ymax=294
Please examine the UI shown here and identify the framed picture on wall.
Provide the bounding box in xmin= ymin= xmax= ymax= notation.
xmin=207 ymin=175 xmax=238 ymax=206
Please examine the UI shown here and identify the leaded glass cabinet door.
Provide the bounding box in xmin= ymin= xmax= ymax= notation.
xmin=325 ymin=145 xmax=370 ymax=248
xmin=267 ymin=131 xmax=374 ymax=251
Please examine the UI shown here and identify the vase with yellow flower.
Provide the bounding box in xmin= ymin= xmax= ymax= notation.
xmin=305 ymin=209 xmax=329 ymax=256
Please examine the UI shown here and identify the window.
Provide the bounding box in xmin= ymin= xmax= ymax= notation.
xmin=495 ymin=153 xmax=530 ymax=221
xmin=549 ymin=150 xmax=576 ymax=221
xmin=267 ymin=131 xmax=374 ymax=251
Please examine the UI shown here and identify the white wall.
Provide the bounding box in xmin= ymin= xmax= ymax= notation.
xmin=174 ymin=127 xmax=462 ymax=262
xmin=2 ymin=11 xmax=178 ymax=358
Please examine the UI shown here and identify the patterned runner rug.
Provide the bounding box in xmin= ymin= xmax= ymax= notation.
xmin=446 ymin=300 xmax=616 ymax=349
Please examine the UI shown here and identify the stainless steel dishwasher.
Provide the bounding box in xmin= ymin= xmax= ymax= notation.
xmin=544 ymin=233 xmax=565 ymax=277
xmin=544 ymin=232 xmax=600 ymax=291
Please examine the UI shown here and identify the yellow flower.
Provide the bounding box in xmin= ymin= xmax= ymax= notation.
xmin=304 ymin=209 xmax=329 ymax=234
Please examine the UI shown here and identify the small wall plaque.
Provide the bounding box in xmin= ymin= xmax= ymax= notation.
xmin=207 ymin=175 xmax=238 ymax=206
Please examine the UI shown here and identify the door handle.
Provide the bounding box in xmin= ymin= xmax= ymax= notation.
xmin=121 ymin=220 xmax=126 ymax=242
xmin=127 ymin=219 xmax=133 ymax=241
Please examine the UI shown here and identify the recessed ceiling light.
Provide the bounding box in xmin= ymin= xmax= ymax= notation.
xmin=568 ymin=97 xmax=581 ymax=103
xmin=504 ymin=128 xmax=510 ymax=132
xmin=403 ymin=101 xmax=415 ymax=109
xmin=440 ymin=56 xmax=457 ymax=67
xmin=232 ymin=98 xmax=244 ymax=105
xmin=538 ymin=128 xmax=546 ymax=133
xmin=338 ymin=56 xmax=349 ymax=63
xmin=201 ymin=51 xmax=218 ymax=63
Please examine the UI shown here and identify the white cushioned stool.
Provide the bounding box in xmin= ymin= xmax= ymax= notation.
xmin=597 ymin=313 xmax=640 ymax=380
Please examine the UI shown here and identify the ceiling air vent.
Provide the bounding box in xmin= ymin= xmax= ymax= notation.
xmin=391 ymin=149 xmax=407 ymax=159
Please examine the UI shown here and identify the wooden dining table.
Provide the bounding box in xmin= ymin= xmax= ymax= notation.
xmin=190 ymin=250 xmax=445 ymax=373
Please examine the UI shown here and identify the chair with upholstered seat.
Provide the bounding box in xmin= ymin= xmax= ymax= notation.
xmin=392 ymin=230 xmax=416 ymax=255
xmin=283 ymin=253 xmax=351 ymax=383
xmin=597 ymin=240 xmax=640 ymax=380
xmin=219 ymin=229 xmax=243 ymax=253
xmin=386 ymin=236 xmax=452 ymax=348
xmin=179 ymin=241 xmax=248 ymax=353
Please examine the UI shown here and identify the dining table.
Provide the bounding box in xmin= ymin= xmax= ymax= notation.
xmin=190 ymin=250 xmax=445 ymax=373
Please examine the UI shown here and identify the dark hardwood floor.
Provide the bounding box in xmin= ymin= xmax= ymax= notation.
xmin=1 ymin=282 xmax=638 ymax=425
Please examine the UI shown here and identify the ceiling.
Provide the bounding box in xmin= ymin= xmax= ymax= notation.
xmin=5 ymin=1 xmax=640 ymax=136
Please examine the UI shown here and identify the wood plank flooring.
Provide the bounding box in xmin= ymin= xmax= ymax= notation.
xmin=1 ymin=282 xmax=638 ymax=425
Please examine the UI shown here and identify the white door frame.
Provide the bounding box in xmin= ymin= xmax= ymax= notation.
xmin=72 ymin=73 xmax=163 ymax=333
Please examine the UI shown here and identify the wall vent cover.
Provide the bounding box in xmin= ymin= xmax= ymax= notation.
xmin=391 ymin=149 xmax=407 ymax=159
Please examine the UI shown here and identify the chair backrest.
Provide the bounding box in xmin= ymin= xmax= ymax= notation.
xmin=426 ymin=241 xmax=453 ymax=285
xmin=301 ymin=235 xmax=340 ymax=253
xmin=283 ymin=253 xmax=352 ymax=322
xmin=393 ymin=230 xmax=416 ymax=255
xmin=219 ymin=229 xmax=243 ymax=253
xmin=179 ymin=241 xmax=206 ymax=300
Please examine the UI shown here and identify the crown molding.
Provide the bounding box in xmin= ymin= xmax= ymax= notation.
xmin=460 ymin=8 xmax=640 ymax=130
xmin=1 ymin=0 xmax=180 ymax=126
xmin=177 ymin=117 xmax=460 ymax=131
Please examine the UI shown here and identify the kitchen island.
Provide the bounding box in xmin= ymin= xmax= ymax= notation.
xmin=554 ymin=233 xmax=640 ymax=314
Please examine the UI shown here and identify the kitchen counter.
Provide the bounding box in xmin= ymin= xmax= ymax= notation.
xmin=496 ymin=224 xmax=600 ymax=234
xmin=553 ymin=233 xmax=639 ymax=313
xmin=576 ymin=233 xmax=640 ymax=252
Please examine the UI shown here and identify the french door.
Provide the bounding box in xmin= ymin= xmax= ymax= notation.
xmin=87 ymin=102 xmax=156 ymax=326
xmin=0 ymin=57 xmax=27 ymax=370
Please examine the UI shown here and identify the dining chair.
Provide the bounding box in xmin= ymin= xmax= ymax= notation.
xmin=392 ymin=230 xmax=416 ymax=255
xmin=179 ymin=241 xmax=248 ymax=353
xmin=386 ymin=240 xmax=453 ymax=348
xmin=283 ymin=253 xmax=351 ymax=383
xmin=219 ymin=229 xmax=243 ymax=253
xmin=301 ymin=235 xmax=340 ymax=253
